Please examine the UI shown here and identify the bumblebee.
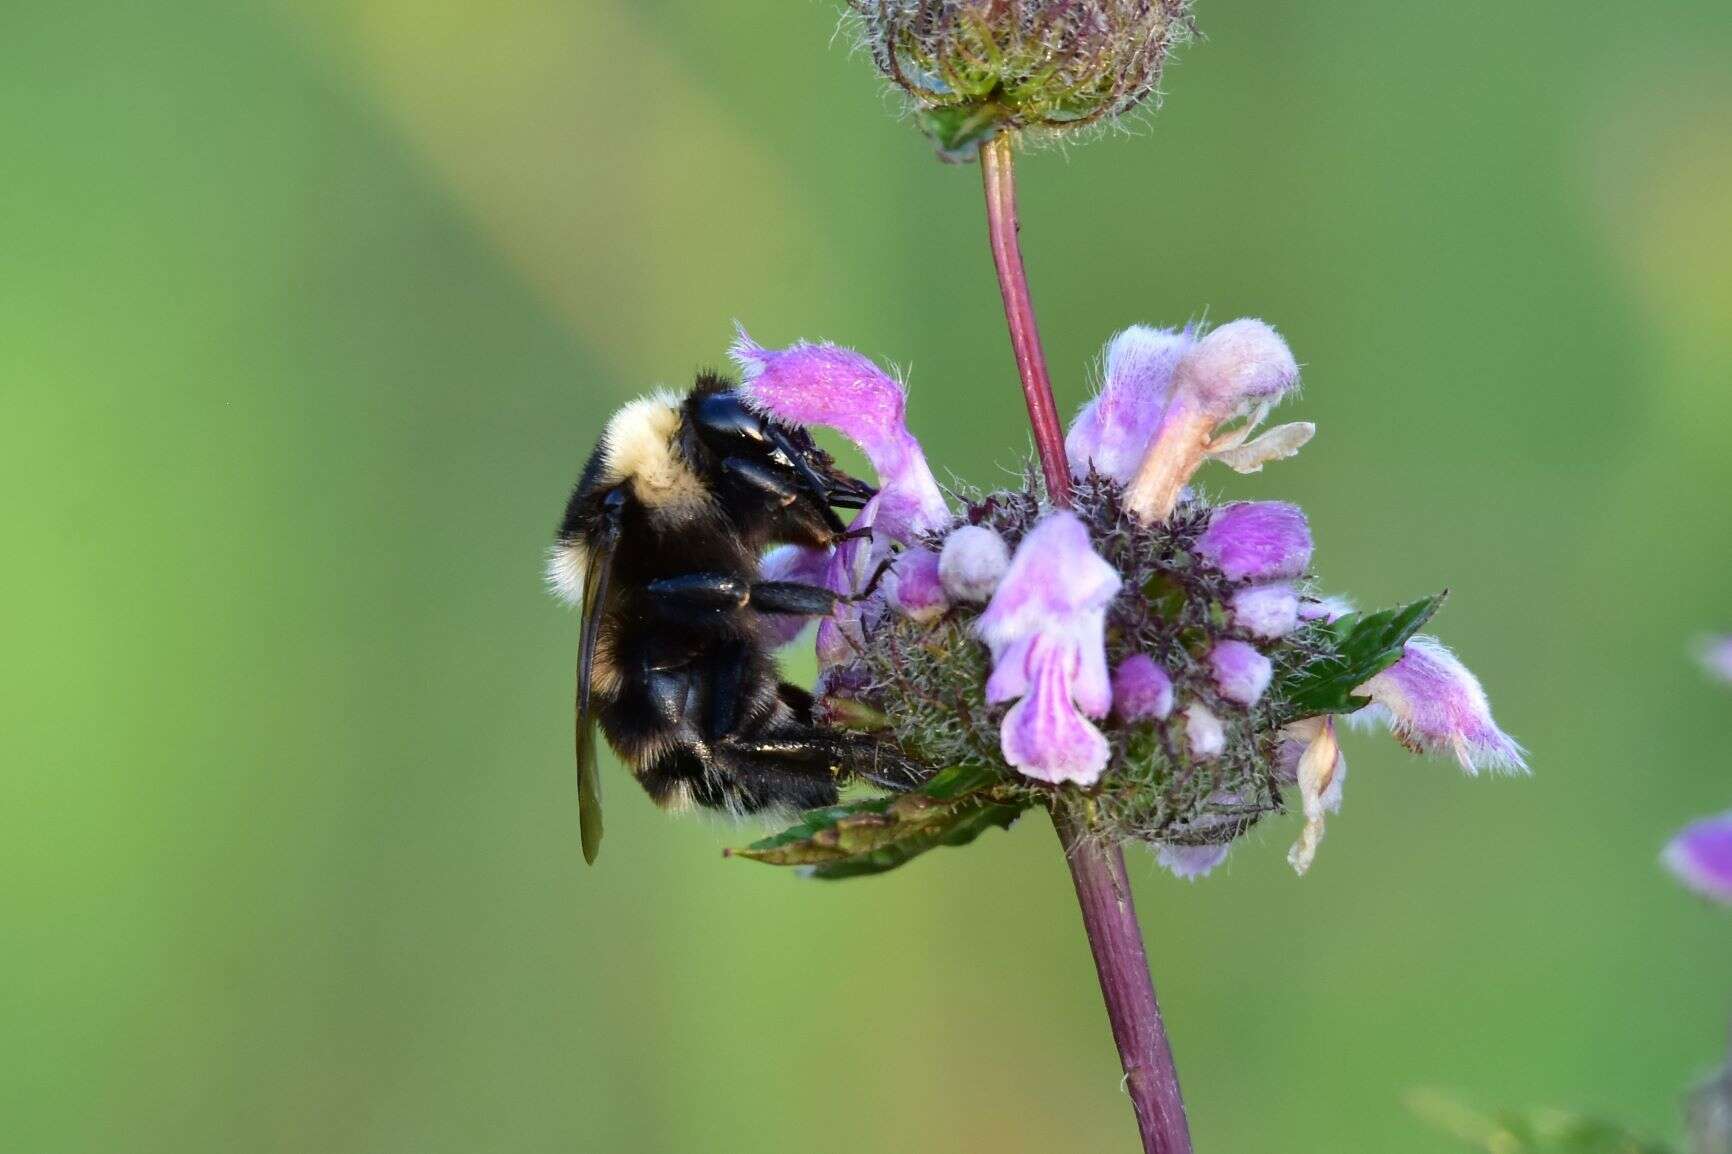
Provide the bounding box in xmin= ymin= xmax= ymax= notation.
xmin=550 ymin=373 xmax=911 ymax=863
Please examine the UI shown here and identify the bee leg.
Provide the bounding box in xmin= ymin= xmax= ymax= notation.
xmin=750 ymin=580 xmax=841 ymax=617
xmin=748 ymin=557 xmax=893 ymax=617
xmin=724 ymin=730 xmax=925 ymax=793
xmin=644 ymin=572 xmax=752 ymax=624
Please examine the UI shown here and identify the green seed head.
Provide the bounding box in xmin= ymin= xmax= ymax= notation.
xmin=846 ymin=0 xmax=1196 ymax=159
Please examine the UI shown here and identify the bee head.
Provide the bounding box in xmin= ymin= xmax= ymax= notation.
xmin=683 ymin=373 xmax=876 ymax=549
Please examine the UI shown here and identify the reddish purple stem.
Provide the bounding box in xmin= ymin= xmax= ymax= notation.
xmin=980 ymin=133 xmax=1194 ymax=1154
xmin=1056 ymin=812 xmax=1194 ymax=1154
xmin=980 ymin=135 xmax=1074 ymax=507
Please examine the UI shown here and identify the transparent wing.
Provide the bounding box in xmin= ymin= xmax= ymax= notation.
xmin=575 ymin=492 xmax=624 ymax=865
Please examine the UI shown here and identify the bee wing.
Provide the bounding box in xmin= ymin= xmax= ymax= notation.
xmin=575 ymin=491 xmax=625 ymax=865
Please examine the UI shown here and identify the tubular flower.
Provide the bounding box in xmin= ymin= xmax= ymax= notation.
xmin=1663 ymin=814 xmax=1732 ymax=905
xmin=1122 ymin=319 xmax=1311 ymax=521
xmin=1067 ymin=325 xmax=1191 ymax=485
xmin=977 ymin=511 xmax=1121 ymax=785
xmin=731 ymin=329 xmax=949 ymax=542
xmin=734 ymin=328 xmax=953 ymax=667
xmin=737 ymin=321 xmax=1522 ymax=881
xmin=1354 ymin=636 xmax=1527 ymax=774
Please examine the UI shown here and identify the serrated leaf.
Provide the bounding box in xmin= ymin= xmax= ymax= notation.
xmin=1279 ymin=593 xmax=1446 ymax=720
xmin=730 ymin=764 xmax=1030 ymax=878
xmin=807 ymin=800 xmax=1027 ymax=879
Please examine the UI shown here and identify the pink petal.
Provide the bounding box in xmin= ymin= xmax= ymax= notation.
xmin=1355 ymin=635 xmax=1526 ymax=774
xmin=999 ymin=640 xmax=1110 ymax=786
xmin=1066 ymin=325 xmax=1192 ymax=485
xmin=1173 ymin=317 xmax=1299 ymax=420
xmin=730 ymin=329 xmax=949 ymax=540
xmin=976 ymin=511 xmax=1121 ymax=652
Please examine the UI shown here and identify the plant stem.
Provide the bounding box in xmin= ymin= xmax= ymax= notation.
xmin=979 ymin=131 xmax=1191 ymax=1154
xmin=980 ymin=133 xmax=1073 ymax=506
xmin=1054 ymin=808 xmax=1194 ymax=1154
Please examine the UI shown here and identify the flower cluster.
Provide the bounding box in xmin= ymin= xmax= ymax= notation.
xmin=1662 ymin=634 xmax=1732 ymax=904
xmin=846 ymin=0 xmax=1195 ymax=158
xmin=734 ymin=319 xmax=1525 ymax=878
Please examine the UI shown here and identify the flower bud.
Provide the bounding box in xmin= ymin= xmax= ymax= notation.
xmin=1112 ymin=654 xmax=1174 ymax=722
xmin=886 ymin=547 xmax=949 ymax=621
xmin=1154 ymin=843 xmax=1230 ymax=880
xmin=849 ymin=0 xmax=1196 ymax=158
xmin=1663 ymin=813 xmax=1732 ymax=904
xmin=1183 ymin=701 xmax=1225 ymax=759
xmin=1354 ymin=635 xmax=1525 ymax=774
xmin=1196 ymin=501 xmax=1313 ymax=583
xmin=939 ymin=524 xmax=1011 ymax=602
xmin=1209 ymin=640 xmax=1272 ymax=706
xmin=1230 ymin=583 xmax=1300 ymax=640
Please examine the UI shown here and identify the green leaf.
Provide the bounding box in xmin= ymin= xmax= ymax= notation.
xmin=1279 ymin=592 xmax=1446 ymax=720
xmin=916 ymin=103 xmax=1006 ymax=162
xmin=729 ymin=764 xmax=1030 ymax=879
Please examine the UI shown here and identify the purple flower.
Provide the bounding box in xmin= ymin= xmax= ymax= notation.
xmin=1354 ymin=635 xmax=1526 ymax=774
xmin=1196 ymin=502 xmax=1313 ymax=583
xmin=1112 ymin=654 xmax=1174 ymax=722
xmin=938 ymin=524 xmax=1010 ymax=603
xmin=1121 ymin=318 xmax=1307 ymax=521
xmin=1210 ymin=640 xmax=1272 ymax=706
xmin=1663 ymin=813 xmax=1732 ymax=904
xmin=1155 ymin=843 xmax=1231 ymax=880
xmin=1066 ymin=326 xmax=1192 ymax=485
xmin=1697 ymin=635 xmax=1732 ymax=686
xmin=1231 ymin=584 xmax=1300 ymax=639
xmin=885 ymin=547 xmax=948 ymax=622
xmin=978 ymin=511 xmax=1122 ymax=786
xmin=1183 ymin=702 xmax=1225 ymax=760
xmin=730 ymin=329 xmax=949 ymax=542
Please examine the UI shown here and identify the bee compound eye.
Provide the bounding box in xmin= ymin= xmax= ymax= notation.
xmin=694 ymin=392 xmax=768 ymax=447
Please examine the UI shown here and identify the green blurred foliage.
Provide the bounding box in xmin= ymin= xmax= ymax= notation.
xmin=3 ymin=1 xmax=1731 ymax=1152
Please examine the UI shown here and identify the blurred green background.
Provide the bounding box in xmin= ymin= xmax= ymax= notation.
xmin=5 ymin=1 xmax=1731 ymax=1151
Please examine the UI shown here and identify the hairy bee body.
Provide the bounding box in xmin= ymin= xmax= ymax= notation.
xmin=552 ymin=373 xmax=901 ymax=859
